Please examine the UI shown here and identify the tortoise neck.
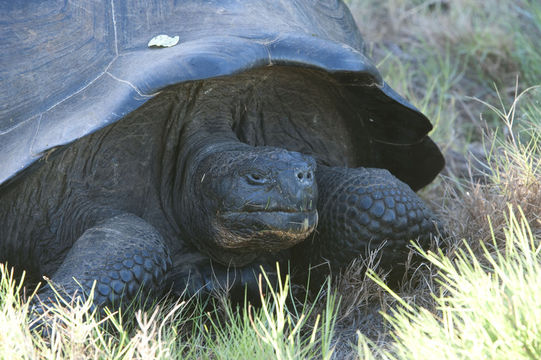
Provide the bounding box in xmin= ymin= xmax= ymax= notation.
xmin=178 ymin=111 xmax=248 ymax=175
xmin=170 ymin=84 xmax=249 ymax=239
xmin=179 ymin=81 xmax=246 ymax=157
xmin=157 ymin=83 xmax=248 ymax=242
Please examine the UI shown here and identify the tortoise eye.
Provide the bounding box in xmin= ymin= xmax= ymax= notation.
xmin=246 ymin=173 xmax=268 ymax=185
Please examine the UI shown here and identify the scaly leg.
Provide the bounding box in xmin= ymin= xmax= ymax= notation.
xmin=33 ymin=213 xmax=171 ymax=312
xmin=295 ymin=165 xmax=440 ymax=281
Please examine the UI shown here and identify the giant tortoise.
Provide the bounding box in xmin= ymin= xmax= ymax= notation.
xmin=0 ymin=0 xmax=444 ymax=309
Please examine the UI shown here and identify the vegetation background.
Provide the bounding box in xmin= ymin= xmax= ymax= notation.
xmin=1 ymin=0 xmax=540 ymax=358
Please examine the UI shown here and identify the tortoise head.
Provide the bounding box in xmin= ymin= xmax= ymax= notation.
xmin=182 ymin=146 xmax=318 ymax=266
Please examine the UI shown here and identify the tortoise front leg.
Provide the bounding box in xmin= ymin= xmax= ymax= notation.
xmin=294 ymin=165 xmax=440 ymax=281
xmin=33 ymin=213 xmax=171 ymax=313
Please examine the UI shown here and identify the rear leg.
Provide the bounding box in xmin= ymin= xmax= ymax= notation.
xmin=294 ymin=165 xmax=441 ymax=283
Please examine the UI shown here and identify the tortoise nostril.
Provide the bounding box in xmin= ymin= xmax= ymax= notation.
xmin=296 ymin=170 xmax=314 ymax=184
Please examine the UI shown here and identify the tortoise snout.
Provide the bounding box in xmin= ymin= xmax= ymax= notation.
xmin=277 ymin=160 xmax=317 ymax=212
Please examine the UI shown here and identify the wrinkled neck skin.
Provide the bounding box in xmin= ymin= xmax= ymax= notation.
xmin=173 ymin=88 xmax=258 ymax=266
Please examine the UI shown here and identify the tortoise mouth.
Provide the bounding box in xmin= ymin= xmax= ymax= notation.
xmin=217 ymin=210 xmax=318 ymax=249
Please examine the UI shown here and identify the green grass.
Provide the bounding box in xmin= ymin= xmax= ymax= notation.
xmin=2 ymin=1 xmax=541 ymax=359
xmin=358 ymin=207 xmax=541 ymax=359
xmin=0 ymin=264 xmax=340 ymax=359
